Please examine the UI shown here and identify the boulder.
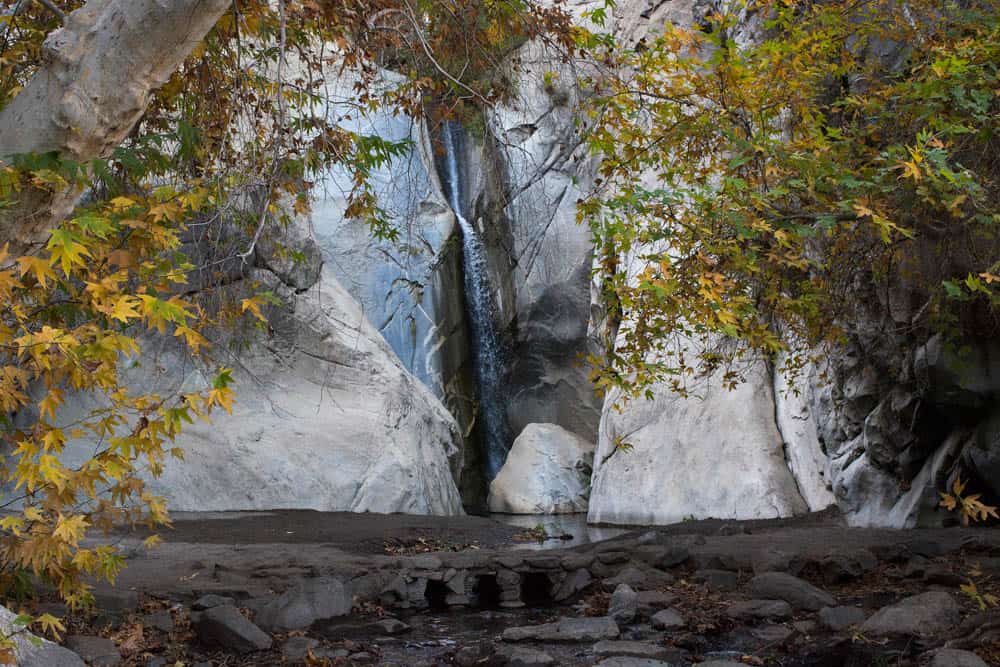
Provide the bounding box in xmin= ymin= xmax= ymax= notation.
xmin=818 ymin=606 xmax=867 ymax=631
xmin=927 ymin=648 xmax=989 ymax=667
xmin=650 ymin=608 xmax=685 ymax=630
xmin=861 ymin=592 xmax=960 ymax=637
xmin=193 ymin=605 xmax=272 ymax=653
xmin=64 ymin=636 xmax=121 ymax=667
xmin=593 ymin=640 xmax=683 ymax=661
xmin=497 ymin=645 xmax=556 ymax=666
xmin=726 ymin=600 xmax=793 ymax=621
xmin=609 ymin=584 xmax=639 ymax=624
xmin=255 ymin=577 xmax=352 ymax=632
xmin=588 ymin=361 xmax=809 ymax=525
xmin=488 ymin=423 xmax=595 ymax=514
xmin=748 ymin=573 xmax=836 ymax=611
xmin=0 ymin=606 xmax=85 ymax=667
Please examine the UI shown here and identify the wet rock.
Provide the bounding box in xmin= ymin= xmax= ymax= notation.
xmin=372 ymin=617 xmax=410 ymax=635
xmin=693 ymin=569 xmax=740 ymax=592
xmin=497 ymin=645 xmax=555 ymax=666
xmin=748 ymin=572 xmax=836 ymax=611
xmin=650 ymin=608 xmax=685 ymax=630
xmin=282 ymin=636 xmax=320 ymax=661
xmin=634 ymin=545 xmax=691 ymax=570
xmin=927 ymin=648 xmax=989 ymax=667
xmin=592 ymin=640 xmax=683 ymax=661
xmin=64 ymin=636 xmax=121 ymax=667
xmin=818 ymin=606 xmax=866 ymax=631
xmin=192 ymin=594 xmax=235 ymax=610
xmin=193 ymin=605 xmax=272 ymax=653
xmin=861 ymin=592 xmax=960 ymax=637
xmin=609 ymin=584 xmax=639 ymax=624
xmin=256 ymin=577 xmax=351 ymax=632
xmin=142 ymin=611 xmax=174 ymax=634
xmin=502 ymin=616 xmax=620 ymax=642
xmin=726 ymin=599 xmax=793 ymax=621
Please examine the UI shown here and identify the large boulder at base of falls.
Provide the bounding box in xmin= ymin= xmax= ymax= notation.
xmin=488 ymin=423 xmax=595 ymax=513
xmin=43 ymin=260 xmax=465 ymax=515
xmin=587 ymin=360 xmax=809 ymax=526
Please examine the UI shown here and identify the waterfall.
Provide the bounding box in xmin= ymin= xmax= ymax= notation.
xmin=441 ymin=122 xmax=511 ymax=480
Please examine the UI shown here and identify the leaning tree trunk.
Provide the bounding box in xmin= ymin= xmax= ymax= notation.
xmin=0 ymin=0 xmax=231 ymax=251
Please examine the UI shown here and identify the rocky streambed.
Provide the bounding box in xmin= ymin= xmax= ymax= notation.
xmin=8 ymin=510 xmax=1000 ymax=666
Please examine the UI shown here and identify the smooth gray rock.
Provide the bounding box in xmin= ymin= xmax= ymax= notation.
xmin=255 ymin=577 xmax=351 ymax=632
xmin=636 ymin=590 xmax=677 ymax=615
xmin=64 ymin=636 xmax=121 ymax=667
xmin=554 ymin=568 xmax=592 ymax=601
xmin=861 ymin=592 xmax=960 ymax=637
xmin=927 ymin=648 xmax=989 ymax=667
xmin=751 ymin=624 xmax=794 ymax=643
xmin=502 ymin=616 xmax=620 ymax=642
xmin=593 ymin=640 xmax=681 ymax=660
xmin=693 ymin=570 xmax=740 ymax=592
xmin=193 ymin=604 xmax=271 ymax=653
xmin=609 ymin=584 xmax=639 ymax=624
xmin=748 ymin=572 xmax=836 ymax=611
xmin=373 ymin=617 xmax=411 ymax=635
xmin=726 ymin=599 xmax=793 ymax=621
xmin=650 ymin=608 xmax=685 ymax=630
xmin=605 ymin=566 xmax=675 ymax=590
xmin=488 ymin=423 xmax=595 ymax=513
xmin=818 ymin=606 xmax=866 ymax=631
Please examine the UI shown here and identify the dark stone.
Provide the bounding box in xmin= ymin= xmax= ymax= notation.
xmin=927 ymin=648 xmax=989 ymax=667
xmin=372 ymin=617 xmax=410 ymax=635
xmin=726 ymin=599 xmax=793 ymax=621
xmin=748 ymin=572 xmax=836 ymax=611
xmin=553 ymin=568 xmax=592 ymax=602
xmin=609 ymin=584 xmax=638 ymax=624
xmin=693 ymin=569 xmax=740 ymax=592
xmin=650 ymin=608 xmax=685 ymax=630
xmin=597 ymin=551 xmax=631 ymax=564
xmin=142 ymin=611 xmax=174 ymax=634
xmin=818 ymin=606 xmax=867 ymax=631
xmin=502 ymin=616 xmax=620 ymax=642
xmin=497 ymin=645 xmax=555 ymax=666
xmin=193 ymin=604 xmax=272 ymax=653
xmin=64 ymin=636 xmax=121 ymax=667
xmin=604 ymin=565 xmax=675 ymax=590
xmin=636 ymin=590 xmax=677 ymax=616
xmin=751 ymin=624 xmax=794 ymax=643
xmin=818 ymin=549 xmax=877 ymax=584
xmin=861 ymin=592 xmax=960 ymax=637
xmin=592 ymin=640 xmax=684 ymax=661
xmin=192 ymin=594 xmax=235 ymax=611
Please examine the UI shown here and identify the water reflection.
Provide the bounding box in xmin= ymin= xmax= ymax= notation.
xmin=490 ymin=513 xmax=631 ymax=550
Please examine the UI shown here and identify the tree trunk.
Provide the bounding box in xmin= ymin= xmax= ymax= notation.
xmin=0 ymin=0 xmax=231 ymax=250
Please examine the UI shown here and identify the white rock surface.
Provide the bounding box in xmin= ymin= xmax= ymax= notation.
xmin=588 ymin=360 xmax=809 ymax=526
xmin=0 ymin=605 xmax=85 ymax=667
xmin=51 ymin=264 xmax=465 ymax=515
xmin=488 ymin=423 xmax=595 ymax=513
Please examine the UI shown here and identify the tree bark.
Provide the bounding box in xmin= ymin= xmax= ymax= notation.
xmin=0 ymin=0 xmax=231 ymax=249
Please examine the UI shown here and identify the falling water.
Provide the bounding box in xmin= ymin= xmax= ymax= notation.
xmin=441 ymin=123 xmax=511 ymax=480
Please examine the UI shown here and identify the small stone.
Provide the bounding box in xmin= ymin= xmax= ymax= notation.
xmin=693 ymin=569 xmax=739 ymax=592
xmin=282 ymin=635 xmax=320 ymax=661
xmin=193 ymin=604 xmax=272 ymax=653
xmin=818 ymin=549 xmax=877 ymax=584
xmin=372 ymin=617 xmax=410 ymax=635
xmin=191 ymin=594 xmax=235 ymax=611
xmin=726 ymin=599 xmax=793 ymax=621
xmin=861 ymin=592 xmax=960 ymax=637
xmin=650 ymin=608 xmax=685 ymax=630
xmin=144 ymin=658 xmax=167 ymax=667
xmin=818 ymin=606 xmax=866 ymax=631
xmin=605 ymin=565 xmax=675 ymax=590
xmin=609 ymin=584 xmax=639 ymax=624
xmin=927 ymin=648 xmax=989 ymax=667
xmin=64 ymin=635 xmax=121 ymax=667
xmin=562 ymin=553 xmax=595 ymax=570
xmin=597 ymin=551 xmax=631 ymax=564
xmin=747 ymin=572 xmax=836 ymax=611
xmin=349 ymin=651 xmax=375 ymax=664
xmin=636 ymin=590 xmax=677 ymax=615
xmin=792 ymin=620 xmax=816 ymax=634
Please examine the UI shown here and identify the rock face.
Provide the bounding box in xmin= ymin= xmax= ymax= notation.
xmin=47 ymin=217 xmax=465 ymax=515
xmin=588 ymin=361 xmax=810 ymax=525
xmin=488 ymin=423 xmax=595 ymax=513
